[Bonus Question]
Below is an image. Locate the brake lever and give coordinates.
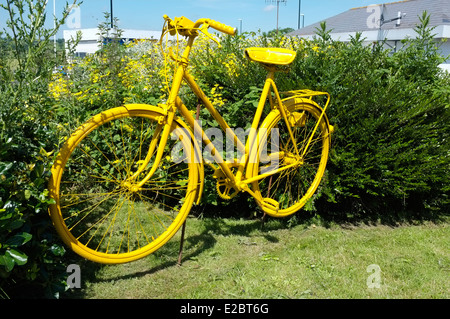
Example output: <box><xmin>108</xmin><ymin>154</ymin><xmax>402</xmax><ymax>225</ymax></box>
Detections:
<box><xmin>199</xmin><ymin>24</ymin><xmax>221</xmax><ymax>48</ymax></box>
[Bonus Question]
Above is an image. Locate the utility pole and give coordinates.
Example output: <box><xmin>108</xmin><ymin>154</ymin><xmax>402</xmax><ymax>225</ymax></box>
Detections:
<box><xmin>298</xmin><ymin>0</ymin><xmax>301</xmax><ymax>29</ymax></box>
<box><xmin>53</xmin><ymin>0</ymin><xmax>56</xmax><ymax>57</ymax></box>
<box><xmin>378</xmin><ymin>4</ymin><xmax>406</xmax><ymax>45</ymax></box>
<box><xmin>266</xmin><ymin>0</ymin><xmax>287</xmax><ymax>33</ymax></box>
<box><xmin>110</xmin><ymin>0</ymin><xmax>114</xmax><ymax>28</ymax></box>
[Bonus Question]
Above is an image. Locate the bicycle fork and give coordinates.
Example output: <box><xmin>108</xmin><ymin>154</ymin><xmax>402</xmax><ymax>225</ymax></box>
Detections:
<box><xmin>121</xmin><ymin>37</ymin><xmax>192</xmax><ymax>192</ymax></box>
<box><xmin>120</xmin><ymin>113</ymin><xmax>172</xmax><ymax>193</ymax></box>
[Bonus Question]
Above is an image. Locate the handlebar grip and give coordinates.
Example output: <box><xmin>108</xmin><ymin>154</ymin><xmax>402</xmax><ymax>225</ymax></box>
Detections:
<box><xmin>207</xmin><ymin>19</ymin><xmax>237</xmax><ymax>36</ymax></box>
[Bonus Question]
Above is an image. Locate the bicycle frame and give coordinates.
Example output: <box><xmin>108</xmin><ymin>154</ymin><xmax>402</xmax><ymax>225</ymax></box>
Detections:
<box><xmin>133</xmin><ymin>18</ymin><xmax>328</xmax><ymax>202</ymax></box>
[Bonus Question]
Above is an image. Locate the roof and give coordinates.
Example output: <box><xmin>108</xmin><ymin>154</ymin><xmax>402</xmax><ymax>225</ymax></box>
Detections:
<box><xmin>289</xmin><ymin>0</ymin><xmax>450</xmax><ymax>37</ymax></box>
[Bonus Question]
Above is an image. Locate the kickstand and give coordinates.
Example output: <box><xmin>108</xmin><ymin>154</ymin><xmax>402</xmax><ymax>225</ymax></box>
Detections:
<box><xmin>261</xmin><ymin>213</ymin><xmax>267</xmax><ymax>230</ymax></box>
<box><xmin>177</xmin><ymin>99</ymin><xmax>202</xmax><ymax>267</ymax></box>
<box><xmin>177</xmin><ymin>221</ymin><xmax>187</xmax><ymax>266</ymax></box>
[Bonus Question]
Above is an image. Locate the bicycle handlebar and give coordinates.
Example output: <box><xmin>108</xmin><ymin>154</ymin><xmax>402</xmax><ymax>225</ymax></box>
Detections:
<box><xmin>164</xmin><ymin>15</ymin><xmax>237</xmax><ymax>37</ymax></box>
<box><xmin>206</xmin><ymin>19</ymin><xmax>237</xmax><ymax>36</ymax></box>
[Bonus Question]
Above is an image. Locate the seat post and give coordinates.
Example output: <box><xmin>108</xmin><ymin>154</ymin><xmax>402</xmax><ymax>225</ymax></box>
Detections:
<box><xmin>266</xmin><ymin>70</ymin><xmax>276</xmax><ymax>79</ymax></box>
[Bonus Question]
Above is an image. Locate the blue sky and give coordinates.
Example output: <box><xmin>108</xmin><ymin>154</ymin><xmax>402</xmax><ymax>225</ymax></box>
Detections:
<box><xmin>1</xmin><ymin>0</ymin><xmax>389</xmax><ymax>36</ymax></box>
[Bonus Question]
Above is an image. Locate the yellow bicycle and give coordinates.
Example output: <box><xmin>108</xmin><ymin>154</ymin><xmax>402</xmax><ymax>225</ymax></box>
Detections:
<box><xmin>48</xmin><ymin>15</ymin><xmax>334</xmax><ymax>264</ymax></box>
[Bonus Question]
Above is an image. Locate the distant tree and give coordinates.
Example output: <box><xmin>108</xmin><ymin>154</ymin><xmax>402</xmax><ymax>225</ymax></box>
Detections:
<box><xmin>263</xmin><ymin>27</ymin><xmax>295</xmax><ymax>37</ymax></box>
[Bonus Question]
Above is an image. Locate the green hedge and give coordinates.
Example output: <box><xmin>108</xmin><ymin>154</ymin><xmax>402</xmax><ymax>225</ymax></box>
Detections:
<box><xmin>0</xmin><ymin>0</ymin><xmax>79</xmax><ymax>299</ymax></box>
<box><xmin>287</xmin><ymin>16</ymin><xmax>449</xmax><ymax>219</ymax></box>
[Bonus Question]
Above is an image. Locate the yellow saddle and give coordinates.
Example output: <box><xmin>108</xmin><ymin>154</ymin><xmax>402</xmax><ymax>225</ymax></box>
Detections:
<box><xmin>244</xmin><ymin>47</ymin><xmax>296</xmax><ymax>68</ymax></box>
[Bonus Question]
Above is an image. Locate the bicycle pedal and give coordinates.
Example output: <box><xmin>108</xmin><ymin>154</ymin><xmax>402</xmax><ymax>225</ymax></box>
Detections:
<box><xmin>262</xmin><ymin>198</ymin><xmax>279</xmax><ymax>213</ymax></box>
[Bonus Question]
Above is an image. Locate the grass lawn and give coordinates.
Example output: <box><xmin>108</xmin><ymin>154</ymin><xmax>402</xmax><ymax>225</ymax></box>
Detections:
<box><xmin>63</xmin><ymin>216</ymin><xmax>449</xmax><ymax>299</ymax></box>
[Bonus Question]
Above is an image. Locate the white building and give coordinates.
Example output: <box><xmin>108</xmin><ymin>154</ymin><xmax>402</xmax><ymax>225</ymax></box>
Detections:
<box><xmin>64</xmin><ymin>28</ymin><xmax>165</xmax><ymax>58</ymax></box>
<box><xmin>289</xmin><ymin>0</ymin><xmax>450</xmax><ymax>72</ymax></box>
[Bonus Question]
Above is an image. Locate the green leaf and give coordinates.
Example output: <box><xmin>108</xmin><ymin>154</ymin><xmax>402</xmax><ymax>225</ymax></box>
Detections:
<box><xmin>49</xmin><ymin>244</ymin><xmax>65</xmax><ymax>257</ymax></box>
<box><xmin>8</xmin><ymin>219</ymin><xmax>25</xmax><ymax>231</ymax></box>
<box><xmin>5</xmin><ymin>232</ymin><xmax>32</xmax><ymax>247</ymax></box>
<box><xmin>6</xmin><ymin>249</ymin><xmax>28</xmax><ymax>266</ymax></box>
<box><xmin>0</xmin><ymin>162</ymin><xmax>13</xmax><ymax>176</ymax></box>
<box><xmin>0</xmin><ymin>253</ymin><xmax>15</xmax><ymax>272</ymax></box>
<box><xmin>24</xmin><ymin>189</ymin><xmax>31</xmax><ymax>200</ymax></box>
<box><xmin>3</xmin><ymin>200</ymin><xmax>20</xmax><ymax>214</ymax></box>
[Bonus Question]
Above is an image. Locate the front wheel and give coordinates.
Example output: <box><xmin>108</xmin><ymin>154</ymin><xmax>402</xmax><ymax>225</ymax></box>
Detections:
<box><xmin>249</xmin><ymin>100</ymin><xmax>331</xmax><ymax>217</ymax></box>
<box><xmin>48</xmin><ymin>105</ymin><xmax>199</xmax><ymax>264</ymax></box>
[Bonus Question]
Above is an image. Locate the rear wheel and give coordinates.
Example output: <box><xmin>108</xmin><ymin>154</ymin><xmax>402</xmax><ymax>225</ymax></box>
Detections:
<box><xmin>250</xmin><ymin>100</ymin><xmax>331</xmax><ymax>217</ymax></box>
<box><xmin>48</xmin><ymin>105</ymin><xmax>199</xmax><ymax>264</ymax></box>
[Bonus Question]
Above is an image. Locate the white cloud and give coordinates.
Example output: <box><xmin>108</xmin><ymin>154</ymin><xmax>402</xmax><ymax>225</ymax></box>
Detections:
<box><xmin>264</xmin><ymin>5</ymin><xmax>276</xmax><ymax>12</ymax></box>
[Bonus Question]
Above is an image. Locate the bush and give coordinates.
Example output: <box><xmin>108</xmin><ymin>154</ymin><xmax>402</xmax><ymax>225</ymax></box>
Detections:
<box><xmin>287</xmin><ymin>14</ymin><xmax>449</xmax><ymax>220</ymax></box>
<box><xmin>187</xmin><ymin>15</ymin><xmax>449</xmax><ymax>220</ymax></box>
<box><xmin>0</xmin><ymin>0</ymin><xmax>80</xmax><ymax>298</ymax></box>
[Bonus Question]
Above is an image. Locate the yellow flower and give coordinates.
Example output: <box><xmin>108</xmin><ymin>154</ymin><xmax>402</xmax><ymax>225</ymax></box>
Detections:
<box><xmin>123</xmin><ymin>124</ymin><xmax>133</xmax><ymax>133</ymax></box>
<box><xmin>48</xmin><ymin>73</ymin><xmax>72</xmax><ymax>100</ymax></box>
<box><xmin>210</xmin><ymin>84</ymin><xmax>226</xmax><ymax>108</ymax></box>
<box><xmin>222</xmin><ymin>53</ymin><xmax>239</xmax><ymax>78</ymax></box>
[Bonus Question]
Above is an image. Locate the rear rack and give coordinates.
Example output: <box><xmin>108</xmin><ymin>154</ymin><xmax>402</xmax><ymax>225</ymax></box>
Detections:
<box><xmin>281</xmin><ymin>89</ymin><xmax>331</xmax><ymax>110</ymax></box>
<box><xmin>281</xmin><ymin>89</ymin><xmax>330</xmax><ymax>100</ymax></box>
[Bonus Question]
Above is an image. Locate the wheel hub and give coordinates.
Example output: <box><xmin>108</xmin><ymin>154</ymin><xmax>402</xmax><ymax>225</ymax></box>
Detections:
<box><xmin>122</xmin><ymin>181</ymin><xmax>141</xmax><ymax>193</ymax></box>
<box><xmin>282</xmin><ymin>152</ymin><xmax>303</xmax><ymax>166</ymax></box>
